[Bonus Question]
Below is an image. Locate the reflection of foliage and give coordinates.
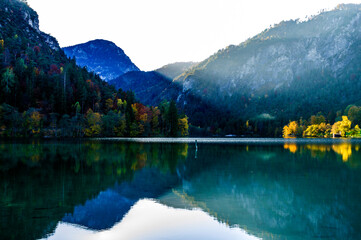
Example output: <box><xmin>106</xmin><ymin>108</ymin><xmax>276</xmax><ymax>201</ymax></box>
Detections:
<box><xmin>0</xmin><ymin>141</ymin><xmax>189</xmax><ymax>240</ymax></box>
<box><xmin>282</xmin><ymin>142</ymin><xmax>359</xmax><ymax>164</ymax></box>
<box><xmin>332</xmin><ymin>144</ymin><xmax>352</xmax><ymax>162</ymax></box>
<box><xmin>283</xmin><ymin>143</ymin><xmax>297</xmax><ymax>153</ymax></box>
<box><xmin>175</xmin><ymin>143</ymin><xmax>361</xmax><ymax>240</ymax></box>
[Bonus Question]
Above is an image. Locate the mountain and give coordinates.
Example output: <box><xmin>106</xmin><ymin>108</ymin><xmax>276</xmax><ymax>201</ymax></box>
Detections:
<box><xmin>155</xmin><ymin>62</ymin><xmax>197</xmax><ymax>80</ymax></box>
<box><xmin>109</xmin><ymin>62</ymin><xmax>196</xmax><ymax>106</ymax></box>
<box><xmin>0</xmin><ymin>0</ymin><xmax>62</xmax><ymax>59</ymax></box>
<box><xmin>108</xmin><ymin>71</ymin><xmax>177</xmax><ymax>106</ymax></box>
<box><xmin>0</xmin><ymin>0</ymin><xmax>117</xmax><ymax>132</ymax></box>
<box><xmin>63</xmin><ymin>39</ymin><xmax>139</xmax><ymax>81</ymax></box>
<box><xmin>172</xmin><ymin>4</ymin><xmax>361</xmax><ymax>126</ymax></box>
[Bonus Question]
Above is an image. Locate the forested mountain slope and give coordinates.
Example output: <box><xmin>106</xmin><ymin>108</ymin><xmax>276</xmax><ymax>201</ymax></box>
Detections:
<box><xmin>173</xmin><ymin>4</ymin><xmax>361</xmax><ymax>124</ymax></box>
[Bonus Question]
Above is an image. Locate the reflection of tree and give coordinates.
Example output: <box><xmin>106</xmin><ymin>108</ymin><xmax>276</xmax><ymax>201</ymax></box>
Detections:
<box><xmin>332</xmin><ymin>143</ymin><xmax>352</xmax><ymax>162</ymax></box>
<box><xmin>282</xmin><ymin>143</ymin><xmax>359</xmax><ymax>163</ymax></box>
<box><xmin>304</xmin><ymin>144</ymin><xmax>331</xmax><ymax>158</ymax></box>
<box><xmin>172</xmin><ymin>144</ymin><xmax>361</xmax><ymax>240</ymax></box>
<box><xmin>0</xmin><ymin>140</ymin><xmax>189</xmax><ymax>240</ymax></box>
<box><xmin>283</xmin><ymin>143</ymin><xmax>297</xmax><ymax>153</ymax></box>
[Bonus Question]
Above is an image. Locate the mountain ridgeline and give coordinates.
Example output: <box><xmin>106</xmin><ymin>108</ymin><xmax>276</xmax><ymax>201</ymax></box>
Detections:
<box><xmin>107</xmin><ymin>61</ymin><xmax>221</xmax><ymax>131</ymax></box>
<box><xmin>0</xmin><ymin>0</ymin><xmax>117</xmax><ymax>115</ymax></box>
<box><xmin>63</xmin><ymin>39</ymin><xmax>139</xmax><ymax>81</ymax></box>
<box><xmin>108</xmin><ymin>5</ymin><xmax>361</xmax><ymax>136</ymax></box>
<box><xmin>0</xmin><ymin>0</ymin><xmax>188</xmax><ymax>138</ymax></box>
<box><xmin>2</xmin><ymin>0</ymin><xmax>361</xmax><ymax>137</ymax></box>
<box><xmin>155</xmin><ymin>62</ymin><xmax>197</xmax><ymax>80</ymax></box>
<box><xmin>169</xmin><ymin>4</ymin><xmax>361</xmax><ymax>135</ymax></box>
<box><xmin>108</xmin><ymin>62</ymin><xmax>196</xmax><ymax>106</ymax></box>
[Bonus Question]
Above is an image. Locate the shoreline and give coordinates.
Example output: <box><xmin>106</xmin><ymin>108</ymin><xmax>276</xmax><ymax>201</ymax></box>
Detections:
<box><xmin>1</xmin><ymin>137</ymin><xmax>361</xmax><ymax>145</ymax></box>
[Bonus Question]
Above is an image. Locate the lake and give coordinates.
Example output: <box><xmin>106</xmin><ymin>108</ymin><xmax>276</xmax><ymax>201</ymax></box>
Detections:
<box><xmin>1</xmin><ymin>138</ymin><xmax>361</xmax><ymax>240</ymax></box>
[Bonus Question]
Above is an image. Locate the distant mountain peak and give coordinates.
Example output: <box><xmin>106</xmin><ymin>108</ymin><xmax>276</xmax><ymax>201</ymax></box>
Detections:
<box><xmin>63</xmin><ymin>39</ymin><xmax>139</xmax><ymax>81</ymax></box>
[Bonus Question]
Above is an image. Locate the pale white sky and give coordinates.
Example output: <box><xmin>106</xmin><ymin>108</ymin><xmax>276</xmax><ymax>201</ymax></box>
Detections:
<box><xmin>27</xmin><ymin>0</ymin><xmax>361</xmax><ymax>71</ymax></box>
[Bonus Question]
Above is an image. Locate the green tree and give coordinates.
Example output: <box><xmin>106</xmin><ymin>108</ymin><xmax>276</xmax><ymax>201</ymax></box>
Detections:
<box><xmin>348</xmin><ymin>106</ymin><xmax>361</xmax><ymax>126</ymax></box>
<box><xmin>2</xmin><ymin>68</ymin><xmax>15</xmax><ymax>94</ymax></box>
<box><xmin>168</xmin><ymin>100</ymin><xmax>178</xmax><ymax>137</ymax></box>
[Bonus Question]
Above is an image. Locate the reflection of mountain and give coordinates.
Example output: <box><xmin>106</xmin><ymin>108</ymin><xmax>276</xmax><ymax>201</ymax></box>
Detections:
<box><xmin>164</xmin><ymin>145</ymin><xmax>361</xmax><ymax>240</ymax></box>
<box><xmin>63</xmin><ymin>168</ymin><xmax>181</xmax><ymax>230</ymax></box>
<box><xmin>0</xmin><ymin>141</ymin><xmax>188</xmax><ymax>240</ymax></box>
<box><xmin>46</xmin><ymin>199</ymin><xmax>259</xmax><ymax>240</ymax></box>
<box><xmin>2</xmin><ymin>141</ymin><xmax>361</xmax><ymax>240</ymax></box>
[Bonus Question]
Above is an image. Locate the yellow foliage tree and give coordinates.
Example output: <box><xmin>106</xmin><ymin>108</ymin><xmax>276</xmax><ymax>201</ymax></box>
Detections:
<box><xmin>84</xmin><ymin>109</ymin><xmax>102</xmax><ymax>137</ymax></box>
<box><xmin>283</xmin><ymin>121</ymin><xmax>299</xmax><ymax>137</ymax></box>
<box><xmin>303</xmin><ymin>122</ymin><xmax>332</xmax><ymax>137</ymax></box>
<box><xmin>117</xmin><ymin>99</ymin><xmax>126</xmax><ymax>111</ymax></box>
<box><xmin>29</xmin><ymin>111</ymin><xmax>41</xmax><ymax>134</ymax></box>
<box><xmin>178</xmin><ymin>116</ymin><xmax>189</xmax><ymax>136</ymax></box>
<box><xmin>105</xmin><ymin>98</ymin><xmax>114</xmax><ymax>111</ymax></box>
<box><xmin>332</xmin><ymin>116</ymin><xmax>351</xmax><ymax>137</ymax></box>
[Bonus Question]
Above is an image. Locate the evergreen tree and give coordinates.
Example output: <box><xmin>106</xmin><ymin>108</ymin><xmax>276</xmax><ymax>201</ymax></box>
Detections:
<box><xmin>168</xmin><ymin>100</ymin><xmax>178</xmax><ymax>137</ymax></box>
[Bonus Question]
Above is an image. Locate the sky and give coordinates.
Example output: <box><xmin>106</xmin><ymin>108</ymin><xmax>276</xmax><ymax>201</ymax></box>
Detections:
<box><xmin>26</xmin><ymin>0</ymin><xmax>361</xmax><ymax>71</ymax></box>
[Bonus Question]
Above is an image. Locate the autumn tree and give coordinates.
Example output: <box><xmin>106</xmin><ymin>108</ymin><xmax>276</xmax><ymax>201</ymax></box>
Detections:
<box><xmin>331</xmin><ymin>116</ymin><xmax>351</xmax><ymax>137</ymax></box>
<box><xmin>84</xmin><ymin>109</ymin><xmax>102</xmax><ymax>137</ymax></box>
<box><xmin>178</xmin><ymin>116</ymin><xmax>189</xmax><ymax>136</ymax></box>
<box><xmin>105</xmin><ymin>98</ymin><xmax>114</xmax><ymax>112</ymax></box>
<box><xmin>283</xmin><ymin>121</ymin><xmax>301</xmax><ymax>137</ymax></box>
<box><xmin>303</xmin><ymin>122</ymin><xmax>331</xmax><ymax>137</ymax></box>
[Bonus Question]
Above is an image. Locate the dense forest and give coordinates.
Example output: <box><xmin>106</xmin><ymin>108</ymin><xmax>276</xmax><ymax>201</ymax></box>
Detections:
<box><xmin>0</xmin><ymin>0</ymin><xmax>188</xmax><ymax>138</ymax></box>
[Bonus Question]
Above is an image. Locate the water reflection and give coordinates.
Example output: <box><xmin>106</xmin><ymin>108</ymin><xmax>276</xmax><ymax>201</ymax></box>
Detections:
<box><xmin>283</xmin><ymin>143</ymin><xmax>297</xmax><ymax>153</ymax></box>
<box><xmin>174</xmin><ymin>144</ymin><xmax>361</xmax><ymax>239</ymax></box>
<box><xmin>1</xmin><ymin>140</ymin><xmax>361</xmax><ymax>240</ymax></box>
<box><xmin>332</xmin><ymin>144</ymin><xmax>352</xmax><ymax>162</ymax></box>
<box><xmin>283</xmin><ymin>142</ymin><xmax>361</xmax><ymax>162</ymax></box>
<box><xmin>44</xmin><ymin>199</ymin><xmax>259</xmax><ymax>240</ymax></box>
<box><xmin>0</xmin><ymin>140</ymin><xmax>188</xmax><ymax>240</ymax></box>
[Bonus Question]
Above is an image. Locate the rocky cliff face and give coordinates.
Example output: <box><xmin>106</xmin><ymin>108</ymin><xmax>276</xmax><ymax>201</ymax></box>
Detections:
<box><xmin>173</xmin><ymin>4</ymin><xmax>361</xmax><ymax>121</ymax></box>
<box><xmin>63</xmin><ymin>39</ymin><xmax>139</xmax><ymax>81</ymax></box>
<box><xmin>0</xmin><ymin>0</ymin><xmax>61</xmax><ymax>53</ymax></box>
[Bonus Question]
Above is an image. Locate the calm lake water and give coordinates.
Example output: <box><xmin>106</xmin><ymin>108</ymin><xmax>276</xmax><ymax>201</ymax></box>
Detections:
<box><xmin>1</xmin><ymin>138</ymin><xmax>361</xmax><ymax>240</ymax></box>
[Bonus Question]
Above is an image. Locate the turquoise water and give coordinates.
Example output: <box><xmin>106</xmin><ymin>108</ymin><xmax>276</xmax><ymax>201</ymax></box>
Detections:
<box><xmin>1</xmin><ymin>139</ymin><xmax>361</xmax><ymax>239</ymax></box>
